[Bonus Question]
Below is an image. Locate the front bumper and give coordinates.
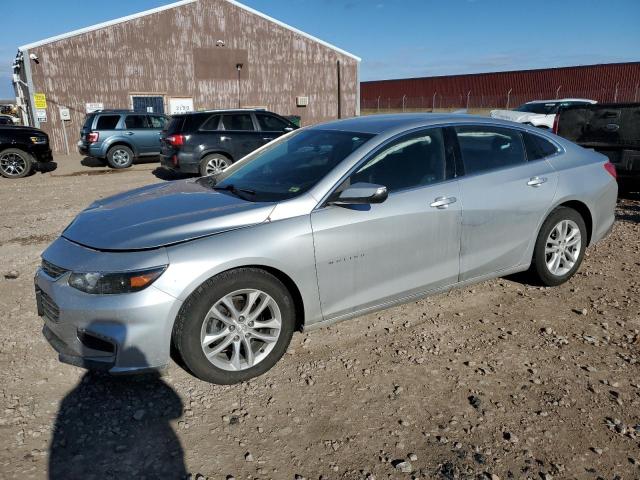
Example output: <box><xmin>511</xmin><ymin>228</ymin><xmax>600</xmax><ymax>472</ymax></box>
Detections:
<box><xmin>35</xmin><ymin>238</ymin><xmax>182</xmax><ymax>374</ymax></box>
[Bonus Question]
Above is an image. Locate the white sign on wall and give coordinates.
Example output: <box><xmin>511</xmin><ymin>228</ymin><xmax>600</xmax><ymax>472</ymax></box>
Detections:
<box><xmin>59</xmin><ymin>107</ymin><xmax>71</xmax><ymax>121</ymax></box>
<box><xmin>169</xmin><ymin>97</ymin><xmax>194</xmax><ymax>115</ymax></box>
<box><xmin>36</xmin><ymin>109</ymin><xmax>47</xmax><ymax>123</ymax></box>
<box><xmin>85</xmin><ymin>102</ymin><xmax>104</xmax><ymax>113</ymax></box>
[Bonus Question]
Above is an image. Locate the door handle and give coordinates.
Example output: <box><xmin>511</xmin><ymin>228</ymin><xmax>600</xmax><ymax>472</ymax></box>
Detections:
<box><xmin>430</xmin><ymin>196</ymin><xmax>457</xmax><ymax>209</ymax></box>
<box><xmin>126</xmin><ymin>131</ymin><xmax>134</xmax><ymax>136</ymax></box>
<box><xmin>262</xmin><ymin>137</ymin><xmax>275</xmax><ymax>141</ymax></box>
<box><xmin>527</xmin><ymin>176</ymin><xmax>547</xmax><ymax>187</ymax></box>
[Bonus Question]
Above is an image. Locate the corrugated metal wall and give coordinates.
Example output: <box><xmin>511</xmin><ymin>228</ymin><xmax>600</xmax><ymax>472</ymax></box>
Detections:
<box><xmin>25</xmin><ymin>0</ymin><xmax>358</xmax><ymax>152</ymax></box>
<box><xmin>361</xmin><ymin>62</ymin><xmax>640</xmax><ymax>111</ymax></box>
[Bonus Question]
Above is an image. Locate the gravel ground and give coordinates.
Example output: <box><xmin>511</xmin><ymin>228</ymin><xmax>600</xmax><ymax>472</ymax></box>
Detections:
<box><xmin>0</xmin><ymin>155</ymin><xmax>639</xmax><ymax>480</ymax></box>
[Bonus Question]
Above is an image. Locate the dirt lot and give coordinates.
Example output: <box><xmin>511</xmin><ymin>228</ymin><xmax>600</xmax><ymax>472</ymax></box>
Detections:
<box><xmin>0</xmin><ymin>155</ymin><xmax>638</xmax><ymax>480</ymax></box>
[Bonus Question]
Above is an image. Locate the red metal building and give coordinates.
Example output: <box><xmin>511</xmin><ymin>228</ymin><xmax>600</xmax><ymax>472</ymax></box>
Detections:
<box><xmin>361</xmin><ymin>62</ymin><xmax>640</xmax><ymax>111</ymax></box>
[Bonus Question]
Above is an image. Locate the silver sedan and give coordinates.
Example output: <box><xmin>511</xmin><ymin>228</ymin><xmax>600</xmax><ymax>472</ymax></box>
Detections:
<box><xmin>35</xmin><ymin>114</ymin><xmax>617</xmax><ymax>384</ymax></box>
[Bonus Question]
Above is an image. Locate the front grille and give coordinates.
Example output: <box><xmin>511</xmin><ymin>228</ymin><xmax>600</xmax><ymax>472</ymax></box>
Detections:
<box><xmin>41</xmin><ymin>260</ymin><xmax>68</xmax><ymax>279</ymax></box>
<box><xmin>39</xmin><ymin>289</ymin><xmax>60</xmax><ymax>323</ymax></box>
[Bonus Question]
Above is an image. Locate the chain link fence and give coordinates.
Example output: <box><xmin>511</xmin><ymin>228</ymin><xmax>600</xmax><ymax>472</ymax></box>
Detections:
<box><xmin>361</xmin><ymin>86</ymin><xmax>640</xmax><ymax>115</ymax></box>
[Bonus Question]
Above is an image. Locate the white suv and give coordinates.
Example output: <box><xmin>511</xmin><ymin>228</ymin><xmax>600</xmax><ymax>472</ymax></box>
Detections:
<box><xmin>490</xmin><ymin>98</ymin><xmax>596</xmax><ymax>129</ymax></box>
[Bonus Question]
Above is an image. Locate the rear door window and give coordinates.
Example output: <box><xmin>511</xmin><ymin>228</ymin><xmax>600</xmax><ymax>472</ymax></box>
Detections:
<box><xmin>221</xmin><ymin>114</ymin><xmax>254</xmax><ymax>131</ymax></box>
<box><xmin>125</xmin><ymin>115</ymin><xmax>150</xmax><ymax>129</ymax></box>
<box><xmin>95</xmin><ymin>115</ymin><xmax>120</xmax><ymax>130</ymax></box>
<box><xmin>256</xmin><ymin>113</ymin><xmax>290</xmax><ymax>132</ymax></box>
<box><xmin>454</xmin><ymin>126</ymin><xmax>526</xmax><ymax>175</ymax></box>
<box><xmin>523</xmin><ymin>133</ymin><xmax>559</xmax><ymax>161</ymax></box>
<box><xmin>200</xmin><ymin>115</ymin><xmax>221</xmax><ymax>131</ymax></box>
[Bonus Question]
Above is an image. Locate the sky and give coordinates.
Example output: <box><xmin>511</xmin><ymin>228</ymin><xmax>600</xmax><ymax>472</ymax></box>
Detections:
<box><xmin>2</xmin><ymin>0</ymin><xmax>640</xmax><ymax>99</ymax></box>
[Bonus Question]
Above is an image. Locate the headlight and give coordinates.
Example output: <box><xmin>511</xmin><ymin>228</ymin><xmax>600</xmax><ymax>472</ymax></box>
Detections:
<box><xmin>68</xmin><ymin>266</ymin><xmax>166</xmax><ymax>294</ymax></box>
<box><xmin>30</xmin><ymin>136</ymin><xmax>47</xmax><ymax>144</ymax></box>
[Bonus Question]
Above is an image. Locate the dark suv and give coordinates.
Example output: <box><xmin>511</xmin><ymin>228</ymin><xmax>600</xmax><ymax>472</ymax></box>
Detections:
<box><xmin>78</xmin><ymin>110</ymin><xmax>169</xmax><ymax>168</ymax></box>
<box><xmin>160</xmin><ymin>109</ymin><xmax>297</xmax><ymax>176</ymax></box>
<box><xmin>0</xmin><ymin>125</ymin><xmax>53</xmax><ymax>179</ymax></box>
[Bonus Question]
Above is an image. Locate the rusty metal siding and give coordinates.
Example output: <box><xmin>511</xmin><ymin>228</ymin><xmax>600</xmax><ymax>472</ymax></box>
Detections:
<box><xmin>361</xmin><ymin>62</ymin><xmax>640</xmax><ymax>110</ymax></box>
<box><xmin>26</xmin><ymin>0</ymin><xmax>358</xmax><ymax>152</ymax></box>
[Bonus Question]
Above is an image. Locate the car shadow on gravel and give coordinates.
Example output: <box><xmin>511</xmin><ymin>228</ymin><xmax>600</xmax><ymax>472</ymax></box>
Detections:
<box><xmin>48</xmin><ymin>347</ymin><xmax>186</xmax><ymax>479</ymax></box>
<box><xmin>152</xmin><ymin>167</ymin><xmax>194</xmax><ymax>181</ymax></box>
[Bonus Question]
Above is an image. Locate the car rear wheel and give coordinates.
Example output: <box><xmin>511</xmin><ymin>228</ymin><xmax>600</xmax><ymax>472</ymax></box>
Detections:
<box><xmin>530</xmin><ymin>207</ymin><xmax>587</xmax><ymax>286</ymax></box>
<box><xmin>107</xmin><ymin>145</ymin><xmax>134</xmax><ymax>169</ymax></box>
<box><xmin>0</xmin><ymin>148</ymin><xmax>33</xmax><ymax>179</ymax></box>
<box><xmin>200</xmin><ymin>154</ymin><xmax>231</xmax><ymax>176</ymax></box>
<box><xmin>172</xmin><ymin>268</ymin><xmax>295</xmax><ymax>384</ymax></box>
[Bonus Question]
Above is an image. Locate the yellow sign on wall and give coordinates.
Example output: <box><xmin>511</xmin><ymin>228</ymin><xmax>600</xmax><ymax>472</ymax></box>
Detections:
<box><xmin>34</xmin><ymin>93</ymin><xmax>47</xmax><ymax>109</ymax></box>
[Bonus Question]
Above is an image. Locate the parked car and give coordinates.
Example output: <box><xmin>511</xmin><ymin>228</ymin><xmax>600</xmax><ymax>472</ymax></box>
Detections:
<box><xmin>160</xmin><ymin>109</ymin><xmax>297</xmax><ymax>176</ymax></box>
<box><xmin>490</xmin><ymin>99</ymin><xmax>597</xmax><ymax>129</ymax></box>
<box><xmin>0</xmin><ymin>115</ymin><xmax>17</xmax><ymax>125</ymax></box>
<box><xmin>78</xmin><ymin>110</ymin><xmax>169</xmax><ymax>168</ymax></box>
<box><xmin>555</xmin><ymin>102</ymin><xmax>640</xmax><ymax>186</ymax></box>
<box><xmin>0</xmin><ymin>125</ymin><xmax>53</xmax><ymax>178</ymax></box>
<box><xmin>36</xmin><ymin>114</ymin><xmax>617</xmax><ymax>384</ymax></box>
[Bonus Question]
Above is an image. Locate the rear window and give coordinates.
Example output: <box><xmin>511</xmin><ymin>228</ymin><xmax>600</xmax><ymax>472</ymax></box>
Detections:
<box><xmin>95</xmin><ymin>115</ymin><xmax>120</xmax><ymax>130</ymax></box>
<box><xmin>165</xmin><ymin>116</ymin><xmax>185</xmax><ymax>134</ymax></box>
<box><xmin>523</xmin><ymin>133</ymin><xmax>559</xmax><ymax>160</ymax></box>
<box><xmin>83</xmin><ymin>114</ymin><xmax>96</xmax><ymax>129</ymax></box>
<box><xmin>221</xmin><ymin>114</ymin><xmax>254</xmax><ymax>131</ymax></box>
<box><xmin>455</xmin><ymin>126</ymin><xmax>526</xmax><ymax>175</ymax></box>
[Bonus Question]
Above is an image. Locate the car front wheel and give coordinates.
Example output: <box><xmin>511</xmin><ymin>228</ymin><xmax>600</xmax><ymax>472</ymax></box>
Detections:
<box><xmin>530</xmin><ymin>207</ymin><xmax>587</xmax><ymax>286</ymax></box>
<box><xmin>0</xmin><ymin>148</ymin><xmax>33</xmax><ymax>178</ymax></box>
<box><xmin>172</xmin><ymin>268</ymin><xmax>295</xmax><ymax>384</ymax></box>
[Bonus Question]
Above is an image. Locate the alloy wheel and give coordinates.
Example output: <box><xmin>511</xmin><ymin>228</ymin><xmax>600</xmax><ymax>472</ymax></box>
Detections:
<box><xmin>205</xmin><ymin>157</ymin><xmax>229</xmax><ymax>176</ymax></box>
<box><xmin>0</xmin><ymin>152</ymin><xmax>27</xmax><ymax>177</ymax></box>
<box><xmin>200</xmin><ymin>289</ymin><xmax>282</xmax><ymax>371</ymax></box>
<box><xmin>545</xmin><ymin>219</ymin><xmax>581</xmax><ymax>276</ymax></box>
<box><xmin>112</xmin><ymin>149</ymin><xmax>130</xmax><ymax>166</ymax></box>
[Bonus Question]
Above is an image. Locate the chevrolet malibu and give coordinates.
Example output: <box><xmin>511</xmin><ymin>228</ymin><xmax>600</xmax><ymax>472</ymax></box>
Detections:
<box><xmin>35</xmin><ymin>114</ymin><xmax>617</xmax><ymax>384</ymax></box>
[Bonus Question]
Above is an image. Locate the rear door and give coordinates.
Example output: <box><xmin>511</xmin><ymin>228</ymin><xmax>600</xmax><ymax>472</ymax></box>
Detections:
<box><xmin>147</xmin><ymin>115</ymin><xmax>168</xmax><ymax>154</ymax></box>
<box><xmin>453</xmin><ymin>125</ymin><xmax>558</xmax><ymax>280</ymax></box>
<box><xmin>255</xmin><ymin>112</ymin><xmax>295</xmax><ymax>146</ymax></box>
<box><xmin>220</xmin><ymin>113</ymin><xmax>262</xmax><ymax>159</ymax></box>
<box><xmin>124</xmin><ymin>114</ymin><xmax>156</xmax><ymax>154</ymax></box>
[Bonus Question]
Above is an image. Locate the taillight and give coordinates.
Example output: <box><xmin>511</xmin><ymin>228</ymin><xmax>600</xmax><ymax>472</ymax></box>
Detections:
<box><xmin>87</xmin><ymin>132</ymin><xmax>99</xmax><ymax>143</ymax></box>
<box><xmin>552</xmin><ymin>114</ymin><xmax>560</xmax><ymax>134</ymax></box>
<box><xmin>603</xmin><ymin>161</ymin><xmax>617</xmax><ymax>180</ymax></box>
<box><xmin>166</xmin><ymin>134</ymin><xmax>185</xmax><ymax>146</ymax></box>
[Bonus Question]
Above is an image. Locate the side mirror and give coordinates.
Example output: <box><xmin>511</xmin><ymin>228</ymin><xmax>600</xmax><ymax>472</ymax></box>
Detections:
<box><xmin>330</xmin><ymin>182</ymin><xmax>388</xmax><ymax>206</ymax></box>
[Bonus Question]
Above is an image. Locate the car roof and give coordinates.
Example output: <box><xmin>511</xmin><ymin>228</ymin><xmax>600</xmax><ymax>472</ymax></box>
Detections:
<box><xmin>308</xmin><ymin>113</ymin><xmax>543</xmax><ymax>135</ymax></box>
<box><xmin>173</xmin><ymin>108</ymin><xmax>271</xmax><ymax>117</ymax></box>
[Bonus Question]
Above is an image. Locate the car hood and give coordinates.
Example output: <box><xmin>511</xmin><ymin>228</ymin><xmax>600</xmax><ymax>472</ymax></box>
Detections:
<box><xmin>490</xmin><ymin>110</ymin><xmax>548</xmax><ymax>123</ymax></box>
<box><xmin>62</xmin><ymin>178</ymin><xmax>277</xmax><ymax>251</ymax></box>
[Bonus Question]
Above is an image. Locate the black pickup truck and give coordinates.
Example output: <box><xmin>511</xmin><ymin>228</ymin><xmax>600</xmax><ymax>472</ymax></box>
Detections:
<box><xmin>555</xmin><ymin>103</ymin><xmax>640</xmax><ymax>187</ymax></box>
<box><xmin>0</xmin><ymin>125</ymin><xmax>53</xmax><ymax>179</ymax></box>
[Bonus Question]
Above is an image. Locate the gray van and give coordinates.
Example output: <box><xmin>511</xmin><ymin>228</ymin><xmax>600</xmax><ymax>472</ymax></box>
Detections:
<box><xmin>78</xmin><ymin>110</ymin><xmax>169</xmax><ymax>168</ymax></box>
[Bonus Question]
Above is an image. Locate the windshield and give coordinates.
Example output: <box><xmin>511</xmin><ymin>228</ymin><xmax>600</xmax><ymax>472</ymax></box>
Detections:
<box><xmin>514</xmin><ymin>102</ymin><xmax>558</xmax><ymax>114</ymax></box>
<box><xmin>213</xmin><ymin>129</ymin><xmax>375</xmax><ymax>202</ymax></box>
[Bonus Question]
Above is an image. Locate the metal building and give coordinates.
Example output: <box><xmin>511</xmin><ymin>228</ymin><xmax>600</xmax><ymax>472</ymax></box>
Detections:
<box><xmin>12</xmin><ymin>0</ymin><xmax>360</xmax><ymax>153</ymax></box>
<box><xmin>361</xmin><ymin>62</ymin><xmax>640</xmax><ymax>112</ymax></box>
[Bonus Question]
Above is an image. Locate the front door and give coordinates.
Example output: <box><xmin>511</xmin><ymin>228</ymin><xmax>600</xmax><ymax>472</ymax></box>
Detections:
<box><xmin>311</xmin><ymin>127</ymin><xmax>461</xmax><ymax>321</ymax></box>
<box><xmin>453</xmin><ymin>124</ymin><xmax>558</xmax><ymax>280</ymax></box>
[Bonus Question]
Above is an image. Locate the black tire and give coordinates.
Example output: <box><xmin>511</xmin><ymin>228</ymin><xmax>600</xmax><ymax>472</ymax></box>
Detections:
<box><xmin>0</xmin><ymin>148</ymin><xmax>33</xmax><ymax>178</ymax></box>
<box><xmin>106</xmin><ymin>145</ymin><xmax>134</xmax><ymax>169</ymax></box>
<box><xmin>172</xmin><ymin>268</ymin><xmax>295</xmax><ymax>384</ymax></box>
<box><xmin>199</xmin><ymin>154</ymin><xmax>231</xmax><ymax>177</ymax></box>
<box><xmin>530</xmin><ymin>207</ymin><xmax>587</xmax><ymax>286</ymax></box>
